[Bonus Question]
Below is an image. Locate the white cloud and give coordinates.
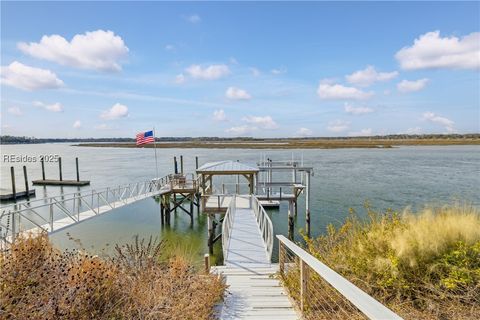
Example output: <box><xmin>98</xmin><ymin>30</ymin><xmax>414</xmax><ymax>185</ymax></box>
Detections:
<box><xmin>73</xmin><ymin>120</ymin><xmax>82</xmax><ymax>129</ymax></box>
<box><xmin>225</xmin><ymin>86</ymin><xmax>252</xmax><ymax>100</ymax></box>
<box><xmin>397</xmin><ymin>78</ymin><xmax>429</xmax><ymax>93</ymax></box>
<box><xmin>33</xmin><ymin>101</ymin><xmax>64</xmax><ymax>112</ymax></box>
<box><xmin>296</xmin><ymin>127</ymin><xmax>313</xmax><ymax>137</ymax></box>
<box><xmin>327</xmin><ymin>120</ymin><xmax>350</xmax><ymax>132</ymax></box>
<box><xmin>423</xmin><ymin>112</ymin><xmax>455</xmax><ymax>132</ymax></box>
<box><xmin>271</xmin><ymin>67</ymin><xmax>287</xmax><ymax>75</ymax></box>
<box><xmin>18</xmin><ymin>30</ymin><xmax>129</xmax><ymax>72</ymax></box>
<box><xmin>405</xmin><ymin>127</ymin><xmax>422</xmax><ymax>134</ymax></box>
<box><xmin>317</xmin><ymin>83</ymin><xmax>373</xmax><ymax>100</ymax></box>
<box><xmin>226</xmin><ymin>125</ymin><xmax>256</xmax><ymax>135</ymax></box>
<box><xmin>250</xmin><ymin>67</ymin><xmax>260</xmax><ymax>77</ymax></box>
<box><xmin>185</xmin><ymin>14</ymin><xmax>201</xmax><ymax>24</ymax></box>
<box><xmin>242</xmin><ymin>115</ymin><xmax>278</xmax><ymax>129</ymax></box>
<box><xmin>346</xmin><ymin>65</ymin><xmax>398</xmax><ymax>87</ymax></box>
<box><xmin>174</xmin><ymin>73</ymin><xmax>186</xmax><ymax>84</ymax></box>
<box><xmin>7</xmin><ymin>107</ymin><xmax>23</xmax><ymax>116</ymax></box>
<box><xmin>1</xmin><ymin>61</ymin><xmax>64</xmax><ymax>91</ymax></box>
<box><xmin>185</xmin><ymin>64</ymin><xmax>230</xmax><ymax>80</ymax></box>
<box><xmin>165</xmin><ymin>44</ymin><xmax>175</xmax><ymax>51</ymax></box>
<box><xmin>344</xmin><ymin>103</ymin><xmax>374</xmax><ymax>115</ymax></box>
<box><xmin>349</xmin><ymin>128</ymin><xmax>373</xmax><ymax>136</ymax></box>
<box><xmin>100</xmin><ymin>103</ymin><xmax>129</xmax><ymax>120</ymax></box>
<box><xmin>213</xmin><ymin>109</ymin><xmax>227</xmax><ymax>122</ymax></box>
<box><xmin>395</xmin><ymin>31</ymin><xmax>480</xmax><ymax>70</ymax></box>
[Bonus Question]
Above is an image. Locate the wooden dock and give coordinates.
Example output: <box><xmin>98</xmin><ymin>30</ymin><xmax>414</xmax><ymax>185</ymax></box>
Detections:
<box><xmin>213</xmin><ymin>196</ymin><xmax>299</xmax><ymax>319</ymax></box>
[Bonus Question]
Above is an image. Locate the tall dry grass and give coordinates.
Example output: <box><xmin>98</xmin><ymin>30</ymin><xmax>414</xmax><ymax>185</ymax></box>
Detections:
<box><xmin>301</xmin><ymin>203</ymin><xmax>480</xmax><ymax>319</ymax></box>
<box><xmin>0</xmin><ymin>234</ymin><xmax>226</xmax><ymax>320</ymax></box>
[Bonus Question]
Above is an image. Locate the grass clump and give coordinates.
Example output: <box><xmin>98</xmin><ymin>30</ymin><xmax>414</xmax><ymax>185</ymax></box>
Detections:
<box><xmin>0</xmin><ymin>234</ymin><xmax>226</xmax><ymax>320</ymax></box>
<box><xmin>302</xmin><ymin>203</ymin><xmax>480</xmax><ymax>319</ymax></box>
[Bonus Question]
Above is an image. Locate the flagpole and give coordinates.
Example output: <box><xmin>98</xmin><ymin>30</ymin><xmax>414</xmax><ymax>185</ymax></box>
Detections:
<box><xmin>153</xmin><ymin>127</ymin><xmax>159</xmax><ymax>179</ymax></box>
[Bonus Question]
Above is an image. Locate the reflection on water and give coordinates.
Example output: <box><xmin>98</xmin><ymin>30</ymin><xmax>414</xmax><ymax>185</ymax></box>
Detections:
<box><xmin>2</xmin><ymin>144</ymin><xmax>479</xmax><ymax>264</ymax></box>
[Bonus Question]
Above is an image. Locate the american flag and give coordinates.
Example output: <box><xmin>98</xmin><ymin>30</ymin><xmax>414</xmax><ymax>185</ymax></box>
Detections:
<box><xmin>136</xmin><ymin>130</ymin><xmax>155</xmax><ymax>145</ymax></box>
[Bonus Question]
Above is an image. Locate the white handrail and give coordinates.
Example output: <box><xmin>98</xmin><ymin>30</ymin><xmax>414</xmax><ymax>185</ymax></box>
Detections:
<box><xmin>251</xmin><ymin>195</ymin><xmax>274</xmax><ymax>260</ymax></box>
<box><xmin>221</xmin><ymin>195</ymin><xmax>236</xmax><ymax>260</ymax></box>
<box><xmin>0</xmin><ymin>177</ymin><xmax>171</xmax><ymax>248</ymax></box>
<box><xmin>277</xmin><ymin>235</ymin><xmax>402</xmax><ymax>320</ymax></box>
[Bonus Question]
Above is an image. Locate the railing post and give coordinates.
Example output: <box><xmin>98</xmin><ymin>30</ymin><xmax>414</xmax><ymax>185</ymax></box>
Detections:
<box><xmin>11</xmin><ymin>211</ymin><xmax>16</xmax><ymax>241</ymax></box>
<box><xmin>49</xmin><ymin>199</ymin><xmax>54</xmax><ymax>231</ymax></box>
<box><xmin>300</xmin><ymin>259</ymin><xmax>308</xmax><ymax>312</ymax></box>
<box><xmin>279</xmin><ymin>241</ymin><xmax>284</xmax><ymax>275</ymax></box>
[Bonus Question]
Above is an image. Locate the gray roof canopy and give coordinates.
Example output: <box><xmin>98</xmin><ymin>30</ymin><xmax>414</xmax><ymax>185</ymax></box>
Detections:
<box><xmin>196</xmin><ymin>160</ymin><xmax>259</xmax><ymax>174</ymax></box>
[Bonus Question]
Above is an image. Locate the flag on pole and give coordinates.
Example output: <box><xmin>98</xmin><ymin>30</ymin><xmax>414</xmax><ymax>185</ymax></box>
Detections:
<box><xmin>136</xmin><ymin>130</ymin><xmax>155</xmax><ymax>145</ymax></box>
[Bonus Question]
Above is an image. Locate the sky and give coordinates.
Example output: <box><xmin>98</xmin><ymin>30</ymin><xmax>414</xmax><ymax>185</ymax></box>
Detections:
<box><xmin>1</xmin><ymin>1</ymin><xmax>479</xmax><ymax>138</ymax></box>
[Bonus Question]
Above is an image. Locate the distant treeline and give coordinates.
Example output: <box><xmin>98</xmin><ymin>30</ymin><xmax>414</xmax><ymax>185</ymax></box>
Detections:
<box><xmin>1</xmin><ymin>134</ymin><xmax>479</xmax><ymax>145</ymax></box>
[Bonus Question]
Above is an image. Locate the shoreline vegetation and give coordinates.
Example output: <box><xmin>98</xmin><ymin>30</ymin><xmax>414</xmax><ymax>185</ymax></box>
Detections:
<box><xmin>1</xmin><ymin>134</ymin><xmax>479</xmax><ymax>149</ymax></box>
<box><xmin>0</xmin><ymin>235</ymin><xmax>225</xmax><ymax>320</ymax></box>
<box><xmin>282</xmin><ymin>203</ymin><xmax>480</xmax><ymax>319</ymax></box>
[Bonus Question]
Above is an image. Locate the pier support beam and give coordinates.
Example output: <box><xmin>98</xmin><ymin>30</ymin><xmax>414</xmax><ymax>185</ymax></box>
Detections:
<box><xmin>288</xmin><ymin>200</ymin><xmax>294</xmax><ymax>240</ymax></box>
<box><xmin>41</xmin><ymin>159</ymin><xmax>46</xmax><ymax>180</ymax></box>
<box><xmin>207</xmin><ymin>214</ymin><xmax>214</xmax><ymax>254</ymax></box>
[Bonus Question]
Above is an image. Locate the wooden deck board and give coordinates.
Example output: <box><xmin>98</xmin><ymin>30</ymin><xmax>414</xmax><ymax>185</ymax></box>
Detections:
<box><xmin>214</xmin><ymin>196</ymin><xmax>298</xmax><ymax>319</ymax></box>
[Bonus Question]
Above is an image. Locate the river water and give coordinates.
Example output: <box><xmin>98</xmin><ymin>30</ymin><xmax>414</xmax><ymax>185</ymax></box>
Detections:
<box><xmin>1</xmin><ymin>144</ymin><xmax>479</xmax><ymax>263</ymax></box>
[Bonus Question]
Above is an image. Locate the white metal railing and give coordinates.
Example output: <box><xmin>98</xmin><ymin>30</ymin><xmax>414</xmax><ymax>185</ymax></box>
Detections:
<box><xmin>277</xmin><ymin>235</ymin><xmax>402</xmax><ymax>320</ymax></box>
<box><xmin>221</xmin><ymin>195</ymin><xmax>236</xmax><ymax>260</ymax></box>
<box><xmin>251</xmin><ymin>195</ymin><xmax>274</xmax><ymax>260</ymax></box>
<box><xmin>0</xmin><ymin>176</ymin><xmax>173</xmax><ymax>249</ymax></box>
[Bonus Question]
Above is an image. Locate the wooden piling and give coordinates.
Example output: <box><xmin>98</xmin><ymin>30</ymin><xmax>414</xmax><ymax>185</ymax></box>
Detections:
<box><xmin>58</xmin><ymin>157</ymin><xmax>63</xmax><ymax>181</ymax></box>
<box><xmin>10</xmin><ymin>167</ymin><xmax>16</xmax><ymax>201</ymax></box>
<box><xmin>208</xmin><ymin>214</ymin><xmax>214</xmax><ymax>254</ymax></box>
<box><xmin>195</xmin><ymin>156</ymin><xmax>199</xmax><ymax>169</ymax></box>
<box><xmin>288</xmin><ymin>200</ymin><xmax>294</xmax><ymax>240</ymax></box>
<box><xmin>204</xmin><ymin>253</ymin><xmax>210</xmax><ymax>274</ymax></box>
<box><xmin>75</xmin><ymin>157</ymin><xmax>80</xmax><ymax>182</ymax></box>
<box><xmin>174</xmin><ymin>156</ymin><xmax>178</xmax><ymax>174</ymax></box>
<box><xmin>180</xmin><ymin>155</ymin><xmax>184</xmax><ymax>174</ymax></box>
<box><xmin>41</xmin><ymin>158</ymin><xmax>46</xmax><ymax>180</ymax></box>
<box><xmin>190</xmin><ymin>194</ymin><xmax>194</xmax><ymax>225</ymax></box>
<box><xmin>23</xmin><ymin>166</ymin><xmax>29</xmax><ymax>199</ymax></box>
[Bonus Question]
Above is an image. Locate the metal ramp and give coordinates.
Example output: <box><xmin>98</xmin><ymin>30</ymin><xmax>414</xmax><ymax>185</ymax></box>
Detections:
<box><xmin>213</xmin><ymin>195</ymin><xmax>299</xmax><ymax>320</ymax></box>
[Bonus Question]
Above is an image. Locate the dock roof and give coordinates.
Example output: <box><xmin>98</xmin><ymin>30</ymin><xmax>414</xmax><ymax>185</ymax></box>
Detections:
<box><xmin>196</xmin><ymin>160</ymin><xmax>259</xmax><ymax>174</ymax></box>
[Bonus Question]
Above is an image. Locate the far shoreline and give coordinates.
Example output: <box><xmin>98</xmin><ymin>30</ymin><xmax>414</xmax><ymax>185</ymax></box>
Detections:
<box><xmin>73</xmin><ymin>138</ymin><xmax>480</xmax><ymax>149</ymax></box>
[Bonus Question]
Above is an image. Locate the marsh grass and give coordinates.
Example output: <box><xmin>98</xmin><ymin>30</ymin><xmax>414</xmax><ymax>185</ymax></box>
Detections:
<box><xmin>296</xmin><ymin>203</ymin><xmax>480</xmax><ymax>319</ymax></box>
<box><xmin>0</xmin><ymin>234</ymin><xmax>226</xmax><ymax>320</ymax></box>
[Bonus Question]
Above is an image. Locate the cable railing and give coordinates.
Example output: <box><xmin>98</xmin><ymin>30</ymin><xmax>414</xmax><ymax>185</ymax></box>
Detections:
<box><xmin>251</xmin><ymin>195</ymin><xmax>274</xmax><ymax>260</ymax></box>
<box><xmin>221</xmin><ymin>194</ymin><xmax>236</xmax><ymax>260</ymax></box>
<box><xmin>277</xmin><ymin>235</ymin><xmax>402</xmax><ymax>320</ymax></box>
<box><xmin>0</xmin><ymin>176</ymin><xmax>173</xmax><ymax>249</ymax></box>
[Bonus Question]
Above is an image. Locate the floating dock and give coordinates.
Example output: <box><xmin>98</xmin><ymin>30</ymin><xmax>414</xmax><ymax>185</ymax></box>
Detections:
<box><xmin>32</xmin><ymin>179</ymin><xmax>90</xmax><ymax>186</ymax></box>
<box><xmin>0</xmin><ymin>189</ymin><xmax>36</xmax><ymax>201</ymax></box>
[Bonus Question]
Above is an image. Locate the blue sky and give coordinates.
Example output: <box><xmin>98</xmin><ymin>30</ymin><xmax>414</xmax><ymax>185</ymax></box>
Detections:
<box><xmin>1</xmin><ymin>1</ymin><xmax>479</xmax><ymax>138</ymax></box>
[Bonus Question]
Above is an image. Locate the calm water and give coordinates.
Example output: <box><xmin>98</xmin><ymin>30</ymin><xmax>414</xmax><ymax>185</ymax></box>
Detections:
<box><xmin>1</xmin><ymin>144</ymin><xmax>479</xmax><ymax>263</ymax></box>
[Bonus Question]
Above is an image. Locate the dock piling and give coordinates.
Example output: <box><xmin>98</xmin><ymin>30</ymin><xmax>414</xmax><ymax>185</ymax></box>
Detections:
<box><xmin>195</xmin><ymin>156</ymin><xmax>199</xmax><ymax>169</ymax></box>
<box><xmin>180</xmin><ymin>155</ymin><xmax>184</xmax><ymax>174</ymax></box>
<box><xmin>76</xmin><ymin>157</ymin><xmax>80</xmax><ymax>182</ymax></box>
<box><xmin>10</xmin><ymin>167</ymin><xmax>16</xmax><ymax>201</ymax></box>
<box><xmin>173</xmin><ymin>156</ymin><xmax>178</xmax><ymax>174</ymax></box>
<box><xmin>23</xmin><ymin>166</ymin><xmax>29</xmax><ymax>199</ymax></box>
<box><xmin>58</xmin><ymin>157</ymin><xmax>63</xmax><ymax>181</ymax></box>
<box><xmin>41</xmin><ymin>159</ymin><xmax>46</xmax><ymax>180</ymax></box>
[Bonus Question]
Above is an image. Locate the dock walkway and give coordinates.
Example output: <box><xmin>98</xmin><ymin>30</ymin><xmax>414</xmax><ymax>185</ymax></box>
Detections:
<box><xmin>213</xmin><ymin>196</ymin><xmax>299</xmax><ymax>320</ymax></box>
